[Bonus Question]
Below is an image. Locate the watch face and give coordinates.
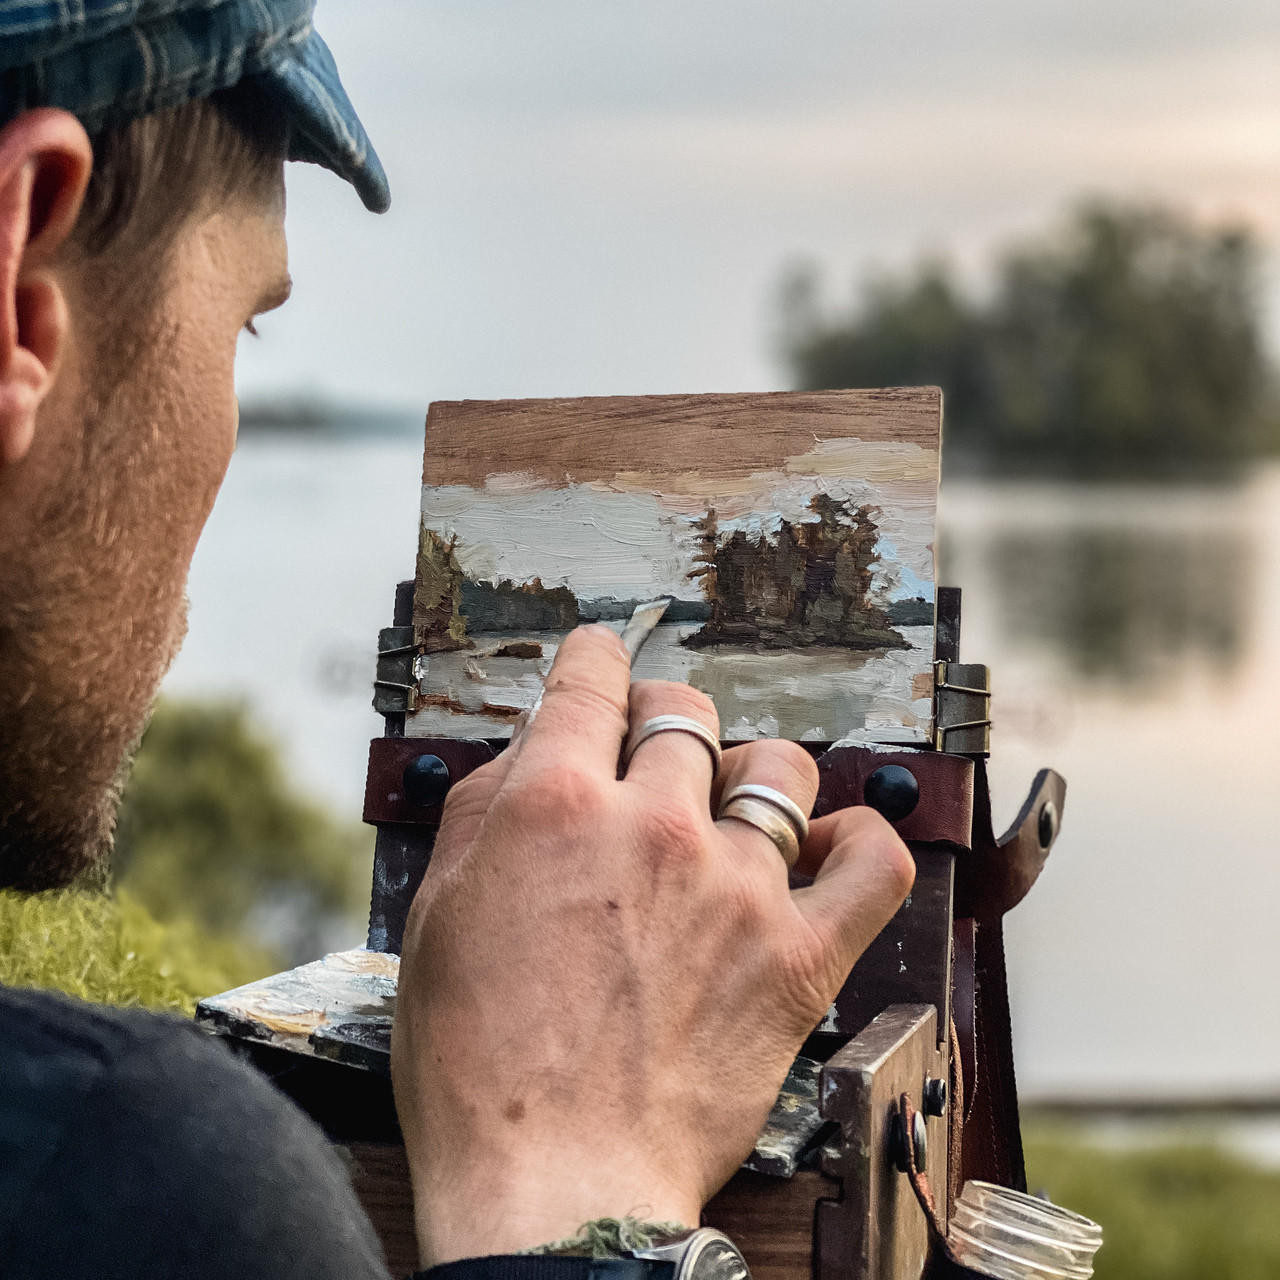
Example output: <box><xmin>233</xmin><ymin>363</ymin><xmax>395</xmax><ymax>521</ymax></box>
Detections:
<box><xmin>683</xmin><ymin>1231</ymin><xmax>751</xmax><ymax>1280</ymax></box>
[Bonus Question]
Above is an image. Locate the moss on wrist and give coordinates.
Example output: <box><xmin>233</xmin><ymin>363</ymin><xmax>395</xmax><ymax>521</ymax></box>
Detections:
<box><xmin>518</xmin><ymin>1217</ymin><xmax>693</xmax><ymax>1258</ymax></box>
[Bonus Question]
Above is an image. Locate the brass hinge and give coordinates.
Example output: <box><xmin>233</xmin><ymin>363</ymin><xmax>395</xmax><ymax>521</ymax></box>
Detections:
<box><xmin>933</xmin><ymin>660</ymin><xmax>991</xmax><ymax>756</ymax></box>
<box><xmin>372</xmin><ymin>626</ymin><xmax>420</xmax><ymax>715</ymax></box>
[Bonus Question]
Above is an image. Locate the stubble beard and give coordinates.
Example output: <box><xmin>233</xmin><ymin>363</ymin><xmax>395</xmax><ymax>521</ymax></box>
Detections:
<box><xmin>0</xmin><ymin>589</ymin><xmax>187</xmax><ymax>892</ymax></box>
<box><xmin>0</xmin><ymin>338</ymin><xmax>193</xmax><ymax>892</ymax></box>
<box><xmin>0</xmin><ymin>735</ymin><xmax>133</xmax><ymax>893</ymax></box>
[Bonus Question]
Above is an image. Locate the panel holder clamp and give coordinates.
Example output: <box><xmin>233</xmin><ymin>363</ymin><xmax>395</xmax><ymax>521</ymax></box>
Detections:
<box><xmin>933</xmin><ymin>660</ymin><xmax>991</xmax><ymax>757</ymax></box>
<box><xmin>373</xmin><ymin>626</ymin><xmax>420</xmax><ymax>716</ymax></box>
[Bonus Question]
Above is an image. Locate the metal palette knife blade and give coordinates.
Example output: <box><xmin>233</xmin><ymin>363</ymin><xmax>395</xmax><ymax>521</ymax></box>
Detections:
<box><xmin>522</xmin><ymin>598</ymin><xmax>672</xmax><ymax>727</ymax></box>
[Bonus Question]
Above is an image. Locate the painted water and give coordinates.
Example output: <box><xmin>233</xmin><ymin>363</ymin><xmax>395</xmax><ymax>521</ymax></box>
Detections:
<box><xmin>168</xmin><ymin>432</ymin><xmax>1280</xmax><ymax>1104</ymax></box>
<box><xmin>408</xmin><ymin>623</ymin><xmax>934</xmax><ymax>741</ymax></box>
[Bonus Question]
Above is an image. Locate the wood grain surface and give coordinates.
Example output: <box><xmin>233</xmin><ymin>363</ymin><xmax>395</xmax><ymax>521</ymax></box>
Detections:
<box><xmin>345</xmin><ymin>1142</ymin><xmax>419</xmax><ymax>1276</ymax></box>
<box><xmin>705</xmin><ymin>1168</ymin><xmax>840</xmax><ymax>1280</ymax></box>
<box><xmin>422</xmin><ymin>388</ymin><xmax>941</xmax><ymax>486</ymax></box>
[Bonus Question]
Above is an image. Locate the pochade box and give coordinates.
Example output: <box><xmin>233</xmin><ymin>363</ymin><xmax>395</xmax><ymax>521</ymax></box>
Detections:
<box><xmin>198</xmin><ymin>389</ymin><xmax>1067</xmax><ymax>1280</ymax></box>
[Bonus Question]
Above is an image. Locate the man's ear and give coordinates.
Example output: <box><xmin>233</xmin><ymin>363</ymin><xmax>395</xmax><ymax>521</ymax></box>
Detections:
<box><xmin>0</xmin><ymin>108</ymin><xmax>92</xmax><ymax>467</ymax></box>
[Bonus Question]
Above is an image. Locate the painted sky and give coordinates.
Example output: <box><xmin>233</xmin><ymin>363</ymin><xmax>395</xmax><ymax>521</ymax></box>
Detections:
<box><xmin>422</xmin><ymin>435</ymin><xmax>936</xmax><ymax>603</ymax></box>
<box><xmin>234</xmin><ymin>1</ymin><xmax>1280</xmax><ymax>411</ymax></box>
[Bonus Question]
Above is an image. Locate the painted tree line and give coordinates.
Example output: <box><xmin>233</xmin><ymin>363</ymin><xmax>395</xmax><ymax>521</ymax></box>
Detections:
<box><xmin>684</xmin><ymin>496</ymin><xmax>906</xmax><ymax>651</ymax></box>
<box><xmin>415</xmin><ymin>497</ymin><xmax>914</xmax><ymax>655</ymax></box>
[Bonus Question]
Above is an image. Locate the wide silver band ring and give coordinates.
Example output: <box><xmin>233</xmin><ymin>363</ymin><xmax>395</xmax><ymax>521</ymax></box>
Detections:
<box><xmin>717</xmin><ymin>796</ymin><xmax>801</xmax><ymax>868</ymax></box>
<box><xmin>719</xmin><ymin>783</ymin><xmax>811</xmax><ymax>844</ymax></box>
<box><xmin>623</xmin><ymin>714</ymin><xmax>723</xmax><ymax>773</ymax></box>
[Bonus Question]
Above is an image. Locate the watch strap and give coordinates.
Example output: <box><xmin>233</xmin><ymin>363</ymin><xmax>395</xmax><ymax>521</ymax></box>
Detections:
<box><xmin>412</xmin><ymin>1256</ymin><xmax>676</xmax><ymax>1280</ymax></box>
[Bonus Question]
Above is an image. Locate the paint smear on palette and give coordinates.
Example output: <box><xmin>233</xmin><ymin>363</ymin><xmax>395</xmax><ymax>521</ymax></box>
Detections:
<box><xmin>407</xmin><ymin>390</ymin><xmax>941</xmax><ymax>744</ymax></box>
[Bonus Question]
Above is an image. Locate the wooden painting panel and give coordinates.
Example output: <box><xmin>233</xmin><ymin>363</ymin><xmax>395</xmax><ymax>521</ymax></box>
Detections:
<box><xmin>408</xmin><ymin>389</ymin><xmax>940</xmax><ymax>744</ymax></box>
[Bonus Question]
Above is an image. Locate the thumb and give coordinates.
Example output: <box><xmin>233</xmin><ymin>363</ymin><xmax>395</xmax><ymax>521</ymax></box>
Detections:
<box><xmin>790</xmin><ymin>808</ymin><xmax>916</xmax><ymax>979</ymax></box>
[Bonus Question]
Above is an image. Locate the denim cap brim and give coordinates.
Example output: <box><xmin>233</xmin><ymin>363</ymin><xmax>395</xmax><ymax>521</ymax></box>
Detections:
<box><xmin>263</xmin><ymin>28</ymin><xmax>390</xmax><ymax>213</ymax></box>
<box><xmin>0</xmin><ymin>0</ymin><xmax>389</xmax><ymax>213</ymax></box>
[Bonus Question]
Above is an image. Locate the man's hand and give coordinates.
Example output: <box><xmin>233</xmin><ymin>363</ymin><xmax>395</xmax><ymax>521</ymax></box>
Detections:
<box><xmin>391</xmin><ymin>625</ymin><xmax>915</xmax><ymax>1266</ymax></box>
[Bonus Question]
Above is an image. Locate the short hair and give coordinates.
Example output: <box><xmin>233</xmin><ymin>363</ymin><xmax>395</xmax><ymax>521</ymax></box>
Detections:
<box><xmin>71</xmin><ymin>78</ymin><xmax>290</xmax><ymax>259</ymax></box>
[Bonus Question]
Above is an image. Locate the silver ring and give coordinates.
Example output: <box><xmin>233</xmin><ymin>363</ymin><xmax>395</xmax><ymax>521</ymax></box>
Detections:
<box><xmin>717</xmin><ymin>796</ymin><xmax>801</xmax><ymax>868</ymax></box>
<box><xmin>623</xmin><ymin>714</ymin><xmax>723</xmax><ymax>773</ymax></box>
<box><xmin>719</xmin><ymin>783</ymin><xmax>810</xmax><ymax>844</ymax></box>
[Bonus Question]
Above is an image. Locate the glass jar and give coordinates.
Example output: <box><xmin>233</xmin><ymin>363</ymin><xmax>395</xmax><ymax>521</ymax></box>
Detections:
<box><xmin>948</xmin><ymin>1179</ymin><xmax>1103</xmax><ymax>1279</ymax></box>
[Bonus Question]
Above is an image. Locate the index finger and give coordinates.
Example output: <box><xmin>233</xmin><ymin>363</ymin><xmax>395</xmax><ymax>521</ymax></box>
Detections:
<box><xmin>508</xmin><ymin>624</ymin><xmax>632</xmax><ymax>779</ymax></box>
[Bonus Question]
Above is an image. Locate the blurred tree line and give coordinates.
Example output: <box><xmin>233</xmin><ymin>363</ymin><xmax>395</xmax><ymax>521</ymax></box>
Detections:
<box><xmin>780</xmin><ymin>202</ymin><xmax>1279</xmax><ymax>476</ymax></box>
<box><xmin>113</xmin><ymin>700</ymin><xmax>371</xmax><ymax>969</ymax></box>
<box><xmin>2</xmin><ymin>700</ymin><xmax>371</xmax><ymax>1009</ymax></box>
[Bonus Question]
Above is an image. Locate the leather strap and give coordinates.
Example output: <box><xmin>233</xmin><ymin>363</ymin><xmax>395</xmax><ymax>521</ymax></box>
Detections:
<box><xmin>812</xmin><ymin>748</ymin><xmax>974</xmax><ymax>848</ymax></box>
<box><xmin>946</xmin><ymin>1019</ymin><xmax>965</xmax><ymax>1221</ymax></box>
<box><xmin>950</xmin><ymin>919</ymin><xmax>976</xmax><ymax>1126</ymax></box>
<box><xmin>959</xmin><ymin>919</ymin><xmax>1026</xmax><ymax>1192</ymax></box>
<box><xmin>952</xmin><ymin>762</ymin><xmax>1065</xmax><ymax>1192</ymax></box>
<box><xmin>956</xmin><ymin>763</ymin><xmax>1065</xmax><ymax>922</ymax></box>
<box><xmin>413</xmin><ymin>1258</ymin><xmax>675</xmax><ymax>1280</ymax></box>
<box><xmin>896</xmin><ymin>1093</ymin><xmax>997</xmax><ymax>1280</ymax></box>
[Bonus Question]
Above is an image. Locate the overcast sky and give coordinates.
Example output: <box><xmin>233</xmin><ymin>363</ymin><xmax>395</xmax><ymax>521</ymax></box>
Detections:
<box><xmin>233</xmin><ymin>0</ymin><xmax>1280</xmax><ymax>411</ymax></box>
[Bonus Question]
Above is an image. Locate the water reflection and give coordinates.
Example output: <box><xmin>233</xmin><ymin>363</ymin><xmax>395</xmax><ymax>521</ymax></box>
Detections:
<box><xmin>942</xmin><ymin>481</ymin><xmax>1259</xmax><ymax>696</ymax></box>
<box><xmin>944</xmin><ymin>489</ymin><xmax>1256</xmax><ymax>691</ymax></box>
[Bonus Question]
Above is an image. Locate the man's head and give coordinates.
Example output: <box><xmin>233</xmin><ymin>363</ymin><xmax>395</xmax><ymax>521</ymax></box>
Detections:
<box><xmin>0</xmin><ymin>5</ymin><xmax>386</xmax><ymax>891</ymax></box>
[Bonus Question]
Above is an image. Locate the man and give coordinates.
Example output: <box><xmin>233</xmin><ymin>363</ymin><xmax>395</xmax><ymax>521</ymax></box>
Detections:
<box><xmin>0</xmin><ymin>4</ymin><xmax>914</xmax><ymax>1278</ymax></box>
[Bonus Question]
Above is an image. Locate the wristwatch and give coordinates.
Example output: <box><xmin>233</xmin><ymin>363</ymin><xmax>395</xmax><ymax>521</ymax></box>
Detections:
<box><xmin>629</xmin><ymin>1228</ymin><xmax>751</xmax><ymax>1280</ymax></box>
<box><xmin>412</xmin><ymin>1229</ymin><xmax>752</xmax><ymax>1280</ymax></box>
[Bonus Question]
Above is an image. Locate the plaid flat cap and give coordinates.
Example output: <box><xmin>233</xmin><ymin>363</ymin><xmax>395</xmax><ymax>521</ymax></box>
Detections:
<box><xmin>0</xmin><ymin>0</ymin><xmax>388</xmax><ymax>212</ymax></box>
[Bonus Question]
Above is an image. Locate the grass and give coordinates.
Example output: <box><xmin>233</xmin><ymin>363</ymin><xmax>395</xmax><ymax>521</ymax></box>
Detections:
<box><xmin>0</xmin><ymin>888</ymin><xmax>275</xmax><ymax>1015</ymax></box>
<box><xmin>1025</xmin><ymin>1122</ymin><xmax>1280</xmax><ymax>1280</ymax></box>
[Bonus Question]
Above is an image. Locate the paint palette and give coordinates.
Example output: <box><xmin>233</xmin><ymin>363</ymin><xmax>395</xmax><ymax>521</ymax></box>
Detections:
<box><xmin>407</xmin><ymin>389</ymin><xmax>941</xmax><ymax>745</ymax></box>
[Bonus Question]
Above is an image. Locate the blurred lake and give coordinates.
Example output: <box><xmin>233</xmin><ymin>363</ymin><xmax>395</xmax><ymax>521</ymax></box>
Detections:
<box><xmin>166</xmin><ymin>430</ymin><xmax>1280</xmax><ymax>1105</ymax></box>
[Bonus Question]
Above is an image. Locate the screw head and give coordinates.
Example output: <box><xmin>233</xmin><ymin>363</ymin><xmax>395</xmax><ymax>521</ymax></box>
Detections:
<box><xmin>403</xmin><ymin>753</ymin><xmax>452</xmax><ymax>806</ymax></box>
<box><xmin>864</xmin><ymin>764</ymin><xmax>920</xmax><ymax>822</ymax></box>
<box><xmin>1038</xmin><ymin>800</ymin><xmax>1058</xmax><ymax>850</ymax></box>
<box><xmin>923</xmin><ymin>1076</ymin><xmax>948</xmax><ymax>1116</ymax></box>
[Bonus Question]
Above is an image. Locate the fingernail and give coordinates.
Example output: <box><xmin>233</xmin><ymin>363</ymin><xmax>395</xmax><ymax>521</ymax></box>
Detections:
<box><xmin>583</xmin><ymin>622</ymin><xmax>628</xmax><ymax>654</ymax></box>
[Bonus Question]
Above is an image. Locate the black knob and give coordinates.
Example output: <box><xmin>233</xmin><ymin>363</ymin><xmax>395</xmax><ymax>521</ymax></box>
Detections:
<box><xmin>403</xmin><ymin>754</ymin><xmax>451</xmax><ymax>806</ymax></box>
<box><xmin>864</xmin><ymin>764</ymin><xmax>920</xmax><ymax>822</ymax></box>
<box><xmin>1038</xmin><ymin>800</ymin><xmax>1058</xmax><ymax>850</ymax></box>
<box><xmin>923</xmin><ymin>1076</ymin><xmax>948</xmax><ymax>1116</ymax></box>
